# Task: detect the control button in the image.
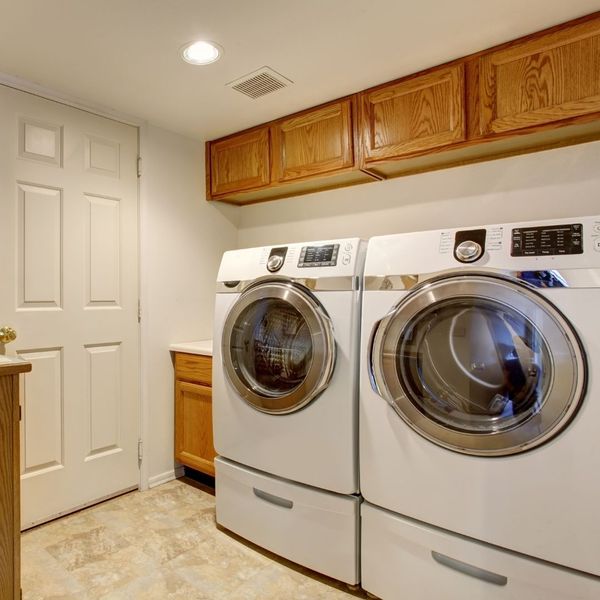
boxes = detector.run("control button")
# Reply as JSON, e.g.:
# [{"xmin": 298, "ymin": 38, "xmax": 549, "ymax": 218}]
[
  {"xmin": 344, "ymin": 242, "xmax": 353, "ymax": 251},
  {"xmin": 455, "ymin": 240, "xmax": 483, "ymax": 263},
  {"xmin": 267, "ymin": 254, "xmax": 284, "ymax": 272},
  {"xmin": 594, "ymin": 238, "xmax": 600, "ymax": 252},
  {"xmin": 342, "ymin": 253, "xmax": 351, "ymax": 265}
]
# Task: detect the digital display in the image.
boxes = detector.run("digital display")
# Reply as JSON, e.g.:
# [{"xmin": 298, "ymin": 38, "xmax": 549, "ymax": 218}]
[
  {"xmin": 511, "ymin": 223, "xmax": 583, "ymax": 257},
  {"xmin": 298, "ymin": 244, "xmax": 339, "ymax": 268}
]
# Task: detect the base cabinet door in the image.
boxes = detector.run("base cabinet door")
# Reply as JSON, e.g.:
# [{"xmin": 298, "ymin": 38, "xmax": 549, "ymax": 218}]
[
  {"xmin": 175, "ymin": 380, "xmax": 216, "ymax": 476},
  {"xmin": 478, "ymin": 18, "xmax": 600, "ymax": 135}
]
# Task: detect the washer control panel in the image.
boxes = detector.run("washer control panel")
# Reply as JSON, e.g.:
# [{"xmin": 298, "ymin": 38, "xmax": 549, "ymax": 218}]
[
  {"xmin": 298, "ymin": 244, "xmax": 340, "ymax": 268},
  {"xmin": 511, "ymin": 223, "xmax": 583, "ymax": 257}
]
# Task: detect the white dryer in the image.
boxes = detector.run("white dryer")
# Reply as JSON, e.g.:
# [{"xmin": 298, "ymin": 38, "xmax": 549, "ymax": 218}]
[
  {"xmin": 360, "ymin": 216, "xmax": 600, "ymax": 599},
  {"xmin": 213, "ymin": 238, "xmax": 364, "ymax": 584}
]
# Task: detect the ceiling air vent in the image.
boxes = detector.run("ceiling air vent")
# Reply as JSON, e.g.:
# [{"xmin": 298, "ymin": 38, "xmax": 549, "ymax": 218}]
[{"xmin": 227, "ymin": 67, "xmax": 293, "ymax": 99}]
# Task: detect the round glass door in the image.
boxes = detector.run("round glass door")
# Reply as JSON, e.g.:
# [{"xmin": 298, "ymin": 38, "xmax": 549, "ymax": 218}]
[
  {"xmin": 370, "ymin": 274, "xmax": 586, "ymax": 456},
  {"xmin": 222, "ymin": 280, "xmax": 336, "ymax": 414}
]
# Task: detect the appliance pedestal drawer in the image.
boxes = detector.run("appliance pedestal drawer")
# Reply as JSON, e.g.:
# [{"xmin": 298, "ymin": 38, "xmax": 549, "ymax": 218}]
[
  {"xmin": 362, "ymin": 502, "xmax": 600, "ymax": 600},
  {"xmin": 215, "ymin": 457, "xmax": 359, "ymax": 584}
]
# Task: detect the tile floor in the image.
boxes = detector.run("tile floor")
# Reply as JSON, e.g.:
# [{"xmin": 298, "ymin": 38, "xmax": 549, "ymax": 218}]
[{"xmin": 21, "ymin": 478, "xmax": 365, "ymax": 599}]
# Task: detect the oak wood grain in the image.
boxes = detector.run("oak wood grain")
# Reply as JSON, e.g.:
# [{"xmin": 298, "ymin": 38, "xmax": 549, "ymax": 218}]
[
  {"xmin": 210, "ymin": 127, "xmax": 270, "ymax": 196},
  {"xmin": 174, "ymin": 353, "xmax": 212, "ymax": 386},
  {"xmin": 272, "ymin": 99, "xmax": 354, "ymax": 182},
  {"xmin": 175, "ymin": 380, "xmax": 216, "ymax": 477},
  {"xmin": 479, "ymin": 17, "xmax": 600, "ymax": 135},
  {"xmin": 0, "ymin": 364, "xmax": 29, "ymax": 599},
  {"xmin": 360, "ymin": 64, "xmax": 466, "ymax": 163},
  {"xmin": 0, "ymin": 376, "xmax": 14, "ymax": 599}
]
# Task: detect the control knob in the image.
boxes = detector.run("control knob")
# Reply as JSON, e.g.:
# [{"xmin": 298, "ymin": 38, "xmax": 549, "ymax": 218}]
[
  {"xmin": 455, "ymin": 240, "xmax": 483, "ymax": 263},
  {"xmin": 267, "ymin": 254, "xmax": 284, "ymax": 272}
]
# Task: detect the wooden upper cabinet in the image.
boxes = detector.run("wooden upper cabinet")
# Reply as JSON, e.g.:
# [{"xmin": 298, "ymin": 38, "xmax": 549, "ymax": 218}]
[
  {"xmin": 478, "ymin": 17, "xmax": 600, "ymax": 136},
  {"xmin": 209, "ymin": 126, "xmax": 270, "ymax": 197},
  {"xmin": 360, "ymin": 64, "xmax": 466, "ymax": 163},
  {"xmin": 272, "ymin": 99, "xmax": 354, "ymax": 182}
]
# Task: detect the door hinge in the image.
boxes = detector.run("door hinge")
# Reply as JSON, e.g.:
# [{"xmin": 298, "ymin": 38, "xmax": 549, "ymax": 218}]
[
  {"xmin": 137, "ymin": 156, "xmax": 142, "ymax": 178},
  {"xmin": 138, "ymin": 439, "xmax": 143, "ymax": 462},
  {"xmin": 137, "ymin": 299, "xmax": 141, "ymax": 323},
  {"xmin": 19, "ymin": 405, "xmax": 22, "ymax": 421}
]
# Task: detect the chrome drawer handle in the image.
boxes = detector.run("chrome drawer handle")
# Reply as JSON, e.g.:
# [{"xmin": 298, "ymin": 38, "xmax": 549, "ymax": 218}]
[
  {"xmin": 253, "ymin": 487, "xmax": 294, "ymax": 509},
  {"xmin": 432, "ymin": 551, "xmax": 508, "ymax": 586}
]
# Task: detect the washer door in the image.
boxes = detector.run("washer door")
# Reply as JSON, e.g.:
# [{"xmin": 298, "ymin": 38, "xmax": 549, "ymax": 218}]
[
  {"xmin": 370, "ymin": 274, "xmax": 586, "ymax": 456},
  {"xmin": 222, "ymin": 280, "xmax": 336, "ymax": 414}
]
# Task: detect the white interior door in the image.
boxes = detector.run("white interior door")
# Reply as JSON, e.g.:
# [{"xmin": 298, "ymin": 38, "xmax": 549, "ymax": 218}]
[{"xmin": 0, "ymin": 84, "xmax": 140, "ymax": 528}]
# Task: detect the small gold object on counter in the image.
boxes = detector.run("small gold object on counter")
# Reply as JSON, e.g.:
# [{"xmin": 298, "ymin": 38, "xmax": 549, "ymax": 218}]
[{"xmin": 0, "ymin": 326, "xmax": 17, "ymax": 344}]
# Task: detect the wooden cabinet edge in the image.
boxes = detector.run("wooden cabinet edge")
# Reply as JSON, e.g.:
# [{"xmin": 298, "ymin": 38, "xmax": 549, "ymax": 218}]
[{"xmin": 0, "ymin": 361, "xmax": 30, "ymax": 600}]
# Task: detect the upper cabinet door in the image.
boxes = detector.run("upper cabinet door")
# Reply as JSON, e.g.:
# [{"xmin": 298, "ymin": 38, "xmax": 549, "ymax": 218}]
[
  {"xmin": 360, "ymin": 64, "xmax": 466, "ymax": 163},
  {"xmin": 478, "ymin": 18, "xmax": 600, "ymax": 135},
  {"xmin": 272, "ymin": 100, "xmax": 354, "ymax": 182},
  {"xmin": 209, "ymin": 127, "xmax": 270, "ymax": 197}
]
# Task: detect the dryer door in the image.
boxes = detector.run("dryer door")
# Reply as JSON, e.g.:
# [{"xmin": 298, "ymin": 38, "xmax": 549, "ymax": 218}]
[
  {"xmin": 370, "ymin": 274, "xmax": 586, "ymax": 456},
  {"xmin": 222, "ymin": 280, "xmax": 336, "ymax": 414}
]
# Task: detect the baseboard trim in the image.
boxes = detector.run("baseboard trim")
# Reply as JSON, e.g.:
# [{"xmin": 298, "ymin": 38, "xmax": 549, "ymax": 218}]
[{"xmin": 148, "ymin": 466, "xmax": 185, "ymax": 489}]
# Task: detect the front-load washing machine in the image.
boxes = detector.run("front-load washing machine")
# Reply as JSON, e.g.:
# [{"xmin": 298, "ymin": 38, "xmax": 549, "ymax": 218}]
[
  {"xmin": 360, "ymin": 216, "xmax": 600, "ymax": 599},
  {"xmin": 213, "ymin": 238, "xmax": 365, "ymax": 584}
]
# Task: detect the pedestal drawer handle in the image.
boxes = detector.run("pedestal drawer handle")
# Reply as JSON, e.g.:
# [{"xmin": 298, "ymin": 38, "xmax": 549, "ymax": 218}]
[
  {"xmin": 431, "ymin": 551, "xmax": 508, "ymax": 586},
  {"xmin": 253, "ymin": 487, "xmax": 294, "ymax": 509}
]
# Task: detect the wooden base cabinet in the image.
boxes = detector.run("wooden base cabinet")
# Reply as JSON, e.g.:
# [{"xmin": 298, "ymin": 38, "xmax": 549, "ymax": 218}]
[
  {"xmin": 0, "ymin": 358, "xmax": 31, "ymax": 600},
  {"xmin": 174, "ymin": 353, "xmax": 216, "ymax": 477}
]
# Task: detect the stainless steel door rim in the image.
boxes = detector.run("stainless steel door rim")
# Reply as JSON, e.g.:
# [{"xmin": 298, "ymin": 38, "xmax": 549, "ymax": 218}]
[
  {"xmin": 223, "ymin": 280, "xmax": 336, "ymax": 414},
  {"xmin": 370, "ymin": 273, "xmax": 587, "ymax": 456}
]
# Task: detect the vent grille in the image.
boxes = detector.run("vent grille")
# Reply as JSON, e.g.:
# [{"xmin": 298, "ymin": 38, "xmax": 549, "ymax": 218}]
[{"xmin": 227, "ymin": 67, "xmax": 292, "ymax": 99}]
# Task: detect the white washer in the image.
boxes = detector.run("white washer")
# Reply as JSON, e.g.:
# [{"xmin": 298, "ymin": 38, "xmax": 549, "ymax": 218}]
[
  {"xmin": 360, "ymin": 216, "xmax": 600, "ymax": 599},
  {"xmin": 213, "ymin": 238, "xmax": 364, "ymax": 584}
]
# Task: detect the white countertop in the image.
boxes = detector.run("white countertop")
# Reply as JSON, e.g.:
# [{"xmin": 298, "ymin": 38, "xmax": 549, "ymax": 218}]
[{"xmin": 169, "ymin": 340, "xmax": 213, "ymax": 356}]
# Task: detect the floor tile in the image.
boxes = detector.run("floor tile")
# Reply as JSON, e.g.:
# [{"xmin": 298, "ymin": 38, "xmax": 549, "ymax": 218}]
[{"xmin": 22, "ymin": 478, "xmax": 363, "ymax": 599}]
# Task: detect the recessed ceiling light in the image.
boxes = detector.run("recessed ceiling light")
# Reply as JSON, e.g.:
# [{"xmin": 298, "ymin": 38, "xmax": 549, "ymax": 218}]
[{"xmin": 180, "ymin": 40, "xmax": 222, "ymax": 65}]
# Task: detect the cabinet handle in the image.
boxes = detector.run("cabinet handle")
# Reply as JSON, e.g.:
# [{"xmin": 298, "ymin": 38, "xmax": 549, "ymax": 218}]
[
  {"xmin": 431, "ymin": 551, "xmax": 508, "ymax": 586},
  {"xmin": 253, "ymin": 487, "xmax": 294, "ymax": 509}
]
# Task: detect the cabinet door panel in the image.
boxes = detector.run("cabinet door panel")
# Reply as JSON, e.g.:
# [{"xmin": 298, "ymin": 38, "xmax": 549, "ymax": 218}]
[
  {"xmin": 175, "ymin": 381, "xmax": 216, "ymax": 476},
  {"xmin": 361, "ymin": 64, "xmax": 465, "ymax": 162},
  {"xmin": 479, "ymin": 18, "xmax": 600, "ymax": 134},
  {"xmin": 273, "ymin": 100, "xmax": 354, "ymax": 181},
  {"xmin": 210, "ymin": 127, "xmax": 270, "ymax": 196}
]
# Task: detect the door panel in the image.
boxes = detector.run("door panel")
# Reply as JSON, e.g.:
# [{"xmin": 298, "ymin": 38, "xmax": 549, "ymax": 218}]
[
  {"xmin": 478, "ymin": 18, "xmax": 600, "ymax": 134},
  {"xmin": 360, "ymin": 64, "xmax": 465, "ymax": 162},
  {"xmin": 209, "ymin": 127, "xmax": 270, "ymax": 196},
  {"xmin": 175, "ymin": 380, "xmax": 216, "ymax": 476},
  {"xmin": 272, "ymin": 99, "xmax": 354, "ymax": 182},
  {"xmin": 0, "ymin": 84, "xmax": 139, "ymax": 528}
]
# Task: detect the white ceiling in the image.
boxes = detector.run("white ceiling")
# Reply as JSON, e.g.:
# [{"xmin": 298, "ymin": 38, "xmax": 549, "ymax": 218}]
[{"xmin": 1, "ymin": 1, "xmax": 600, "ymax": 141}]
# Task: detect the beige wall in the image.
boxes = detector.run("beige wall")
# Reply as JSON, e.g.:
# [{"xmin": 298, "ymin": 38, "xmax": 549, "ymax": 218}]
[
  {"xmin": 141, "ymin": 135, "xmax": 600, "ymax": 486},
  {"xmin": 141, "ymin": 124, "xmax": 238, "ymax": 486},
  {"xmin": 237, "ymin": 141, "xmax": 600, "ymax": 247}
]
